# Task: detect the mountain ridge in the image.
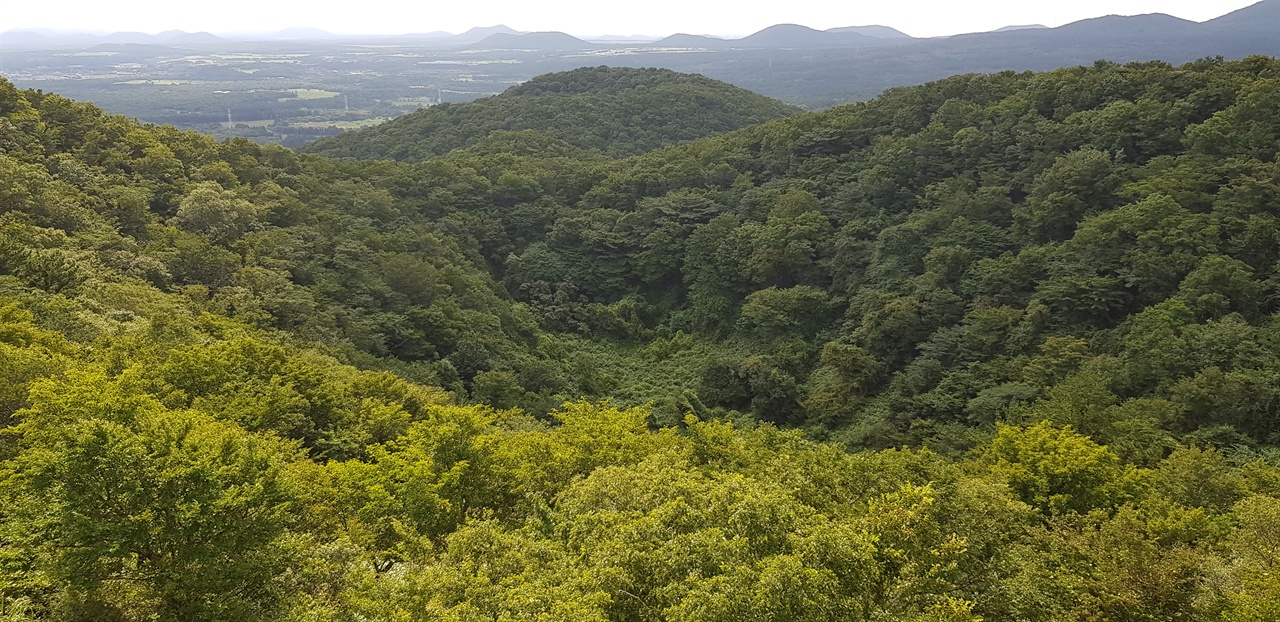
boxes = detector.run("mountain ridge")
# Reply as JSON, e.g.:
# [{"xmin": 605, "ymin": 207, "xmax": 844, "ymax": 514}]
[
  {"xmin": 448, "ymin": 24, "xmax": 522, "ymax": 43},
  {"xmin": 827, "ymin": 25, "xmax": 913, "ymax": 39},
  {"xmin": 1, "ymin": 3, "xmax": 1270, "ymax": 48},
  {"xmin": 468, "ymin": 31, "xmax": 595, "ymax": 51},
  {"xmin": 738, "ymin": 24, "xmax": 887, "ymax": 48}
]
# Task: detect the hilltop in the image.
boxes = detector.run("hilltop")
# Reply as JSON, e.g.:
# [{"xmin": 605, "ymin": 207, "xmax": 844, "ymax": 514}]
[
  {"xmin": 468, "ymin": 31, "xmax": 595, "ymax": 51},
  {"xmin": 736, "ymin": 24, "xmax": 886, "ymax": 48},
  {"xmin": 650, "ymin": 24, "xmax": 898, "ymax": 49},
  {"xmin": 303, "ymin": 66, "xmax": 802, "ymax": 160},
  {"xmin": 827, "ymin": 25, "xmax": 913, "ymax": 39}
]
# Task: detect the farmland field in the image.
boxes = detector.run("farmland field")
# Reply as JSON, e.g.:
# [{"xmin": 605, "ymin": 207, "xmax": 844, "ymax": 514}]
[{"xmin": 283, "ymin": 88, "xmax": 341, "ymax": 100}]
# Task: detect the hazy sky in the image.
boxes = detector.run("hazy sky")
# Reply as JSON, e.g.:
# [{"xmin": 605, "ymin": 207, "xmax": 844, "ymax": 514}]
[{"xmin": 0, "ymin": 0, "xmax": 1263, "ymax": 38}]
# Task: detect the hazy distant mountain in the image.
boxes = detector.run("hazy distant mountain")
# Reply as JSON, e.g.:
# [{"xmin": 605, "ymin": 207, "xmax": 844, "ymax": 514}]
[
  {"xmin": 469, "ymin": 31, "xmax": 596, "ymax": 51},
  {"xmin": 1042, "ymin": 13, "xmax": 1200, "ymax": 40},
  {"xmin": 1, "ymin": 30, "xmax": 123, "ymax": 47},
  {"xmin": 827, "ymin": 25, "xmax": 913, "ymax": 39},
  {"xmin": 948, "ymin": 7, "xmax": 1277, "ymax": 58},
  {"xmin": 589, "ymin": 35, "xmax": 663, "ymax": 43},
  {"xmin": 651, "ymin": 25, "xmax": 893, "ymax": 49},
  {"xmin": 267, "ymin": 27, "xmax": 339, "ymax": 40},
  {"xmin": 85, "ymin": 43, "xmax": 179, "ymax": 55},
  {"xmin": 994, "ymin": 24, "xmax": 1048, "ymax": 32},
  {"xmin": 651, "ymin": 33, "xmax": 728, "ymax": 48},
  {"xmin": 155, "ymin": 30, "xmax": 225, "ymax": 44},
  {"xmin": 0, "ymin": 31, "xmax": 55, "ymax": 46},
  {"xmin": 1, "ymin": 29, "xmax": 222, "ymax": 47},
  {"xmin": 403, "ymin": 31, "xmax": 453, "ymax": 39},
  {"xmin": 671, "ymin": 0, "xmax": 1280, "ymax": 107},
  {"xmin": 448, "ymin": 25, "xmax": 522, "ymax": 44},
  {"xmin": 99, "ymin": 32, "xmax": 158, "ymax": 45},
  {"xmin": 1202, "ymin": 0, "xmax": 1280, "ymax": 39},
  {"xmin": 739, "ymin": 24, "xmax": 887, "ymax": 48}
]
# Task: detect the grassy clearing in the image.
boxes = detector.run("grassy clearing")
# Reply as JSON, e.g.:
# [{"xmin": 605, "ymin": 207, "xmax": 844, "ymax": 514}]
[
  {"xmin": 220, "ymin": 119, "xmax": 274, "ymax": 128},
  {"xmin": 390, "ymin": 97, "xmax": 438, "ymax": 108},
  {"xmin": 553, "ymin": 333, "xmax": 749, "ymax": 426},
  {"xmin": 281, "ymin": 88, "xmax": 341, "ymax": 101},
  {"xmin": 334, "ymin": 118, "xmax": 389, "ymax": 129}
]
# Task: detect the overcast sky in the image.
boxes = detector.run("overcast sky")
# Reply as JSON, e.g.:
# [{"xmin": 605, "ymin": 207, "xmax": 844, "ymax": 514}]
[{"xmin": 0, "ymin": 0, "xmax": 1262, "ymax": 38}]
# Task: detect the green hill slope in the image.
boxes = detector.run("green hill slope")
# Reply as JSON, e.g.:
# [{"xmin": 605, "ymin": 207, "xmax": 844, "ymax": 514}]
[
  {"xmin": 465, "ymin": 56, "xmax": 1280, "ymax": 446},
  {"xmin": 2, "ymin": 57, "xmax": 1280, "ymax": 621},
  {"xmin": 303, "ymin": 66, "xmax": 802, "ymax": 160}
]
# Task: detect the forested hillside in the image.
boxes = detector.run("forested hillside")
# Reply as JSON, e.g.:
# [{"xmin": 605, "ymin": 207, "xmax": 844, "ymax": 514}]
[
  {"xmin": 303, "ymin": 67, "xmax": 803, "ymax": 160},
  {"xmin": 2, "ymin": 57, "xmax": 1280, "ymax": 620}
]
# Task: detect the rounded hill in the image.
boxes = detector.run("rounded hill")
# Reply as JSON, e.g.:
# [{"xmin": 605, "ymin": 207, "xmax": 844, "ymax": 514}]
[{"xmin": 303, "ymin": 66, "xmax": 803, "ymax": 160}]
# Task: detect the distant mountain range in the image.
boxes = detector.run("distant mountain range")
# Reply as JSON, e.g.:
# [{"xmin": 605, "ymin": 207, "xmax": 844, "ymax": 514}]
[
  {"xmin": 0, "ymin": 25, "xmax": 534, "ymax": 47},
  {"xmin": 469, "ymin": 23, "xmax": 913, "ymax": 51},
  {"xmin": 715, "ymin": 24, "xmax": 887, "ymax": 49},
  {"xmin": 0, "ymin": 29, "xmax": 226, "ymax": 46},
  {"xmin": 993, "ymin": 25, "xmax": 1049, "ymax": 33},
  {"xmin": 1, "ymin": 0, "xmax": 1275, "ymax": 104},
  {"xmin": 935, "ymin": 3, "xmax": 1278, "ymax": 56},
  {"xmin": 5, "ymin": 3, "xmax": 1257, "ymax": 50},
  {"xmin": 676, "ymin": 0, "xmax": 1280, "ymax": 105},
  {"xmin": 828, "ymin": 25, "xmax": 913, "ymax": 39},
  {"xmin": 437, "ymin": 2, "xmax": 1280, "ymax": 54},
  {"xmin": 469, "ymin": 23, "xmax": 914, "ymax": 51},
  {"xmin": 446, "ymin": 25, "xmax": 523, "ymax": 44},
  {"xmin": 444, "ymin": 0, "xmax": 1278, "ymax": 105}
]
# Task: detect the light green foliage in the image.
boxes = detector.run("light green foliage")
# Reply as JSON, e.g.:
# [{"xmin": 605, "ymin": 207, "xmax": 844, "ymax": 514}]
[
  {"xmin": 347, "ymin": 520, "xmax": 612, "ymax": 622},
  {"xmin": 1220, "ymin": 495, "xmax": 1280, "ymax": 621},
  {"xmin": 1153, "ymin": 447, "xmax": 1249, "ymax": 511},
  {"xmin": 984, "ymin": 421, "xmax": 1136, "ymax": 515},
  {"xmin": 172, "ymin": 182, "xmax": 261, "ymax": 244},
  {"xmin": 7, "ymin": 372, "xmax": 297, "ymax": 620}
]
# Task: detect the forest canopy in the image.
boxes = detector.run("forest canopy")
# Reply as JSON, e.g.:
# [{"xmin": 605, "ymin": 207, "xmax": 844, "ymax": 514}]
[
  {"xmin": 1, "ymin": 57, "xmax": 1280, "ymax": 620},
  {"xmin": 303, "ymin": 66, "xmax": 803, "ymax": 160}
]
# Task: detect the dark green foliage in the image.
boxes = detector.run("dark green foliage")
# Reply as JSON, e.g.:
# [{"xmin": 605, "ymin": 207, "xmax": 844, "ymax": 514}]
[
  {"xmin": 405, "ymin": 57, "xmax": 1280, "ymax": 453},
  {"xmin": 304, "ymin": 66, "xmax": 802, "ymax": 160}
]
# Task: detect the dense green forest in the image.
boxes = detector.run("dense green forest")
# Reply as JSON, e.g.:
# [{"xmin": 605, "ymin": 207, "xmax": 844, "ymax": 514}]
[
  {"xmin": 303, "ymin": 67, "xmax": 803, "ymax": 160},
  {"xmin": 2, "ymin": 57, "xmax": 1280, "ymax": 620}
]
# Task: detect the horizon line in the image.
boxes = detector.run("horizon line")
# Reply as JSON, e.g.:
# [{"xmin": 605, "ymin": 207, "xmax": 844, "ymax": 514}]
[{"xmin": 0, "ymin": 5, "xmax": 1254, "ymax": 43}]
